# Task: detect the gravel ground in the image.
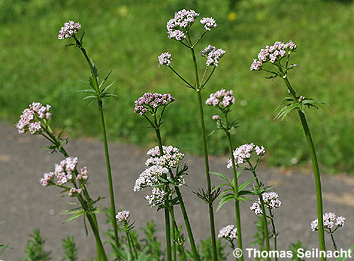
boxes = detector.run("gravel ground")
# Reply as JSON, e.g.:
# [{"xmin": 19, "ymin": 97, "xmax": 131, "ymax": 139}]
[{"xmin": 0, "ymin": 121, "xmax": 353, "ymax": 260}]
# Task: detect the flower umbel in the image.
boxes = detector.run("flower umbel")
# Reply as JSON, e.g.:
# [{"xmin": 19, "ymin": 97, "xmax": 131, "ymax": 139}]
[
  {"xmin": 206, "ymin": 89, "xmax": 235, "ymax": 109},
  {"xmin": 58, "ymin": 20, "xmax": 82, "ymax": 40},
  {"xmin": 158, "ymin": 52, "xmax": 172, "ymax": 67},
  {"xmin": 134, "ymin": 92, "xmax": 175, "ymax": 116},
  {"xmin": 311, "ymin": 212, "xmax": 346, "ymax": 232},
  {"xmin": 200, "ymin": 17, "xmax": 217, "ymax": 31},
  {"xmin": 227, "ymin": 143, "xmax": 265, "ymax": 168},
  {"xmin": 166, "ymin": 9, "xmax": 200, "ymax": 41},
  {"xmin": 250, "ymin": 41, "xmax": 297, "ymax": 71},
  {"xmin": 16, "ymin": 102, "xmax": 51, "ymax": 134},
  {"xmin": 250, "ymin": 192, "xmax": 281, "ymax": 215},
  {"xmin": 116, "ymin": 210, "xmax": 130, "ymax": 222},
  {"xmin": 201, "ymin": 45, "xmax": 226, "ymax": 67}
]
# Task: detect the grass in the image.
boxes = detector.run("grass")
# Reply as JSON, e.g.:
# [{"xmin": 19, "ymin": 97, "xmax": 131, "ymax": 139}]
[{"xmin": 0, "ymin": 0, "xmax": 353, "ymax": 173}]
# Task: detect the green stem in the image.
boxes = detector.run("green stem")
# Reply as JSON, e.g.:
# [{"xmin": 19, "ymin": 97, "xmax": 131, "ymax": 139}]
[
  {"xmin": 73, "ymin": 35, "xmax": 119, "ymax": 247},
  {"xmin": 154, "ymin": 127, "xmax": 172, "ymax": 261},
  {"xmin": 250, "ymin": 168, "xmax": 271, "ymax": 261},
  {"xmin": 279, "ymin": 71, "xmax": 326, "ymax": 260},
  {"xmin": 175, "ymin": 187, "xmax": 200, "ymax": 260},
  {"xmin": 329, "ymin": 232, "xmax": 337, "ymax": 251},
  {"xmin": 169, "ymin": 208, "xmax": 187, "ymax": 261},
  {"xmin": 171, "ymin": 205, "xmax": 177, "ymax": 261},
  {"xmin": 269, "ymin": 210, "xmax": 278, "ymax": 261},
  {"xmin": 224, "ymin": 120, "xmax": 244, "ymax": 261}
]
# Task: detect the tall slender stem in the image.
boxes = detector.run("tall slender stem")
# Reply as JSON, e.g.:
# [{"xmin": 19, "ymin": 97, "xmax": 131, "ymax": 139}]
[
  {"xmin": 196, "ymin": 89, "xmax": 218, "ymax": 261},
  {"xmin": 73, "ymin": 35, "xmax": 119, "ymax": 247},
  {"xmin": 279, "ymin": 71, "xmax": 326, "ymax": 259},
  {"xmin": 224, "ymin": 119, "xmax": 244, "ymax": 260},
  {"xmin": 174, "ymin": 187, "xmax": 200, "ymax": 260},
  {"xmin": 155, "ymin": 127, "xmax": 172, "ymax": 261},
  {"xmin": 190, "ymin": 41, "xmax": 217, "ymax": 259},
  {"xmin": 250, "ymin": 168, "xmax": 271, "ymax": 261},
  {"xmin": 269, "ymin": 210, "xmax": 278, "ymax": 261}
]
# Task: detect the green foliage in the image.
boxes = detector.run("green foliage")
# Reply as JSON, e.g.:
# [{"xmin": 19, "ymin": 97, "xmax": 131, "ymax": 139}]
[
  {"xmin": 186, "ymin": 236, "xmax": 228, "ymax": 260},
  {"xmin": 0, "ymin": 221, "xmax": 10, "ymax": 256},
  {"xmin": 61, "ymin": 236, "xmax": 79, "ymax": 261},
  {"xmin": 288, "ymin": 240, "xmax": 307, "ymax": 261},
  {"xmin": 0, "ymin": 0, "xmax": 353, "ymax": 173},
  {"xmin": 23, "ymin": 229, "xmax": 52, "ymax": 261},
  {"xmin": 251, "ymin": 216, "xmax": 267, "ymax": 254}
]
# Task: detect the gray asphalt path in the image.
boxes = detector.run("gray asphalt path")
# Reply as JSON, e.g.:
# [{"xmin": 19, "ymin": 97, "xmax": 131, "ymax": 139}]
[{"xmin": 1, "ymin": 121, "xmax": 353, "ymax": 260}]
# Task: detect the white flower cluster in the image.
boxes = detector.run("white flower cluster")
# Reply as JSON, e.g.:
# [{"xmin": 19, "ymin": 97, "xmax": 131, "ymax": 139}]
[
  {"xmin": 200, "ymin": 45, "xmax": 226, "ymax": 67},
  {"xmin": 16, "ymin": 102, "xmax": 51, "ymax": 134},
  {"xmin": 218, "ymin": 225, "xmax": 238, "ymax": 240},
  {"xmin": 166, "ymin": 9, "xmax": 200, "ymax": 41},
  {"xmin": 145, "ymin": 188, "xmax": 167, "ymax": 207},
  {"xmin": 116, "ymin": 210, "xmax": 130, "ymax": 222},
  {"xmin": 58, "ymin": 20, "xmax": 81, "ymax": 40},
  {"xmin": 227, "ymin": 143, "xmax": 265, "ymax": 168},
  {"xmin": 146, "ymin": 146, "xmax": 184, "ymax": 169},
  {"xmin": 250, "ymin": 41, "xmax": 297, "ymax": 71},
  {"xmin": 311, "ymin": 212, "xmax": 346, "ymax": 231},
  {"xmin": 206, "ymin": 89, "xmax": 235, "ymax": 109},
  {"xmin": 200, "ymin": 17, "xmax": 217, "ymax": 31},
  {"xmin": 250, "ymin": 192, "xmax": 281, "ymax": 215},
  {"xmin": 134, "ymin": 146, "xmax": 186, "ymax": 207},
  {"xmin": 158, "ymin": 52, "xmax": 172, "ymax": 67}
]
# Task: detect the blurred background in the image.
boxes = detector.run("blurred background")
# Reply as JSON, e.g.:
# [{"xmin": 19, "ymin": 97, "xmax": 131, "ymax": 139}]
[{"xmin": 0, "ymin": 0, "xmax": 353, "ymax": 173}]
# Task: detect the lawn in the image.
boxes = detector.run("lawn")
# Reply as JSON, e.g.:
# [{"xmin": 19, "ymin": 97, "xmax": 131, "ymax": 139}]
[{"xmin": 1, "ymin": 0, "xmax": 353, "ymax": 173}]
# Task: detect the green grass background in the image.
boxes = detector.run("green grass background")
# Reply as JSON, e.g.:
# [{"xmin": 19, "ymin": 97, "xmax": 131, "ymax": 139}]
[{"xmin": 1, "ymin": 0, "xmax": 353, "ymax": 173}]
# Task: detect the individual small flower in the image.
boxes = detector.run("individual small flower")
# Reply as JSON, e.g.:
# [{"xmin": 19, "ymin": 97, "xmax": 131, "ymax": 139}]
[
  {"xmin": 206, "ymin": 89, "xmax": 235, "ymax": 109},
  {"xmin": 311, "ymin": 212, "xmax": 346, "ymax": 232},
  {"xmin": 116, "ymin": 210, "xmax": 130, "ymax": 222},
  {"xmin": 200, "ymin": 17, "xmax": 217, "ymax": 31},
  {"xmin": 134, "ymin": 92, "xmax": 175, "ymax": 116},
  {"xmin": 227, "ymin": 143, "xmax": 265, "ymax": 168},
  {"xmin": 166, "ymin": 9, "xmax": 200, "ymax": 41},
  {"xmin": 250, "ymin": 40, "xmax": 297, "ymax": 71},
  {"xmin": 218, "ymin": 225, "xmax": 238, "ymax": 240},
  {"xmin": 201, "ymin": 45, "xmax": 226, "ymax": 67},
  {"xmin": 212, "ymin": 115, "xmax": 221, "ymax": 122},
  {"xmin": 298, "ymin": 96, "xmax": 305, "ymax": 102},
  {"xmin": 67, "ymin": 188, "xmax": 82, "ymax": 197},
  {"xmin": 158, "ymin": 52, "xmax": 172, "ymax": 67},
  {"xmin": 58, "ymin": 20, "xmax": 81, "ymax": 40},
  {"xmin": 16, "ymin": 102, "xmax": 51, "ymax": 134}
]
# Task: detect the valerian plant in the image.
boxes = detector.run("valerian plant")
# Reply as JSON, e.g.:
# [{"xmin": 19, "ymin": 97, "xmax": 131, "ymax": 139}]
[
  {"xmin": 251, "ymin": 40, "xmax": 327, "ymax": 260},
  {"xmin": 158, "ymin": 9, "xmax": 226, "ymax": 261},
  {"xmin": 58, "ymin": 20, "xmax": 119, "ymax": 249}
]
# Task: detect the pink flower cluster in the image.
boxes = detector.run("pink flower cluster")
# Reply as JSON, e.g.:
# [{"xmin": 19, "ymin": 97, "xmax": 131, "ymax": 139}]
[
  {"xmin": 146, "ymin": 145, "xmax": 184, "ymax": 169},
  {"xmin": 58, "ymin": 21, "xmax": 81, "ymax": 40},
  {"xmin": 68, "ymin": 188, "xmax": 82, "ymax": 197},
  {"xmin": 40, "ymin": 157, "xmax": 83, "ymax": 187},
  {"xmin": 227, "ymin": 143, "xmax": 265, "ymax": 168},
  {"xmin": 250, "ymin": 41, "xmax": 297, "ymax": 71},
  {"xmin": 134, "ymin": 92, "xmax": 175, "ymax": 116},
  {"xmin": 206, "ymin": 89, "xmax": 235, "ymax": 109},
  {"xmin": 16, "ymin": 102, "xmax": 51, "ymax": 134},
  {"xmin": 116, "ymin": 210, "xmax": 130, "ymax": 222},
  {"xmin": 200, "ymin": 17, "xmax": 217, "ymax": 31},
  {"xmin": 166, "ymin": 9, "xmax": 200, "ymax": 41},
  {"xmin": 200, "ymin": 45, "xmax": 226, "ymax": 67},
  {"xmin": 158, "ymin": 52, "xmax": 172, "ymax": 67},
  {"xmin": 218, "ymin": 225, "xmax": 238, "ymax": 240},
  {"xmin": 250, "ymin": 192, "xmax": 281, "ymax": 215},
  {"xmin": 311, "ymin": 212, "xmax": 346, "ymax": 231}
]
